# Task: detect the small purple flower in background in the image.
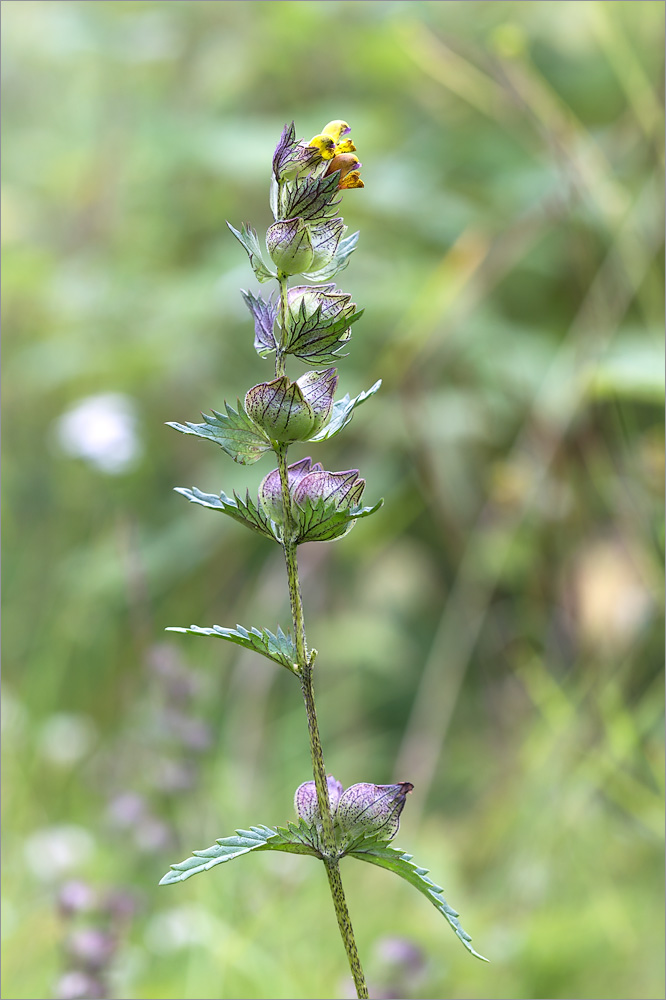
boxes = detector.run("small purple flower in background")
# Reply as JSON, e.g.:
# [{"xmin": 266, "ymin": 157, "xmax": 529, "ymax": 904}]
[
  {"xmin": 55, "ymin": 970, "xmax": 106, "ymax": 1000},
  {"xmin": 57, "ymin": 880, "xmax": 96, "ymax": 918},
  {"xmin": 65, "ymin": 927, "xmax": 116, "ymax": 971},
  {"xmin": 55, "ymin": 877, "xmax": 137, "ymax": 1000}
]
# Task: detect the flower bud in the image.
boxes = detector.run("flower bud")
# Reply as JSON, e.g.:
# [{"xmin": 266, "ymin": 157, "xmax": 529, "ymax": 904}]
[
  {"xmin": 295, "ymin": 775, "xmax": 344, "ymax": 824},
  {"xmin": 245, "ymin": 369, "xmax": 337, "ymax": 444},
  {"xmin": 336, "ymin": 781, "xmax": 414, "ymax": 841},
  {"xmin": 258, "ymin": 457, "xmax": 323, "ymax": 523},
  {"xmin": 325, "ymin": 153, "xmax": 364, "ymax": 189},
  {"xmin": 266, "ymin": 218, "xmax": 314, "ymax": 274}
]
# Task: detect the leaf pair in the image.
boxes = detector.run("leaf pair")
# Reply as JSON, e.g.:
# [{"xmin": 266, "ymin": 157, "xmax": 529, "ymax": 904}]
[
  {"xmin": 168, "ymin": 379, "xmax": 381, "ymax": 466},
  {"xmin": 159, "ymin": 824, "xmax": 487, "ymax": 962},
  {"xmin": 228, "ymin": 219, "xmax": 358, "ymax": 284},
  {"xmin": 174, "ymin": 484, "xmax": 383, "ymax": 545}
]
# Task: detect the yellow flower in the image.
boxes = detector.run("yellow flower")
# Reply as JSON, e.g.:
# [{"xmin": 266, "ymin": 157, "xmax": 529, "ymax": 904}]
[
  {"xmin": 321, "ymin": 120, "xmax": 350, "ymax": 144},
  {"xmin": 307, "ymin": 133, "xmax": 337, "ymax": 160},
  {"xmin": 307, "ymin": 120, "xmax": 358, "ymax": 161},
  {"xmin": 325, "ymin": 152, "xmax": 364, "ymax": 190}
]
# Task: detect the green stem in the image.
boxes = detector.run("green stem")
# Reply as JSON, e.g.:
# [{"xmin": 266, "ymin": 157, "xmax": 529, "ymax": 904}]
[
  {"xmin": 275, "ymin": 446, "xmax": 336, "ymax": 854},
  {"xmin": 325, "ymin": 860, "xmax": 369, "ymax": 1000},
  {"xmin": 273, "ymin": 422, "xmax": 368, "ymax": 995},
  {"xmin": 277, "ymin": 507, "xmax": 368, "ymax": 996},
  {"xmin": 275, "ymin": 271, "xmax": 289, "ymax": 377}
]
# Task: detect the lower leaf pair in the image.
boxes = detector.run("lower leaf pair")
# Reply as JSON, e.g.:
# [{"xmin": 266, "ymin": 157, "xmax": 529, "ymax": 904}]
[{"xmin": 159, "ymin": 776, "xmax": 487, "ymax": 963}]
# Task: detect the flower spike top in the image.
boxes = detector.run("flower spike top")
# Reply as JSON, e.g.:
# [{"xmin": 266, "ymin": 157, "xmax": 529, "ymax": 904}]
[
  {"xmin": 308, "ymin": 120, "xmax": 357, "ymax": 158},
  {"xmin": 309, "ymin": 120, "xmax": 363, "ymax": 188}
]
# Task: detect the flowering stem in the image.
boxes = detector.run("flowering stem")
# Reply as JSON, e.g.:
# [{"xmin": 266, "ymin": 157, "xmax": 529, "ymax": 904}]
[
  {"xmin": 275, "ymin": 445, "xmax": 334, "ymax": 852},
  {"xmin": 275, "ymin": 439, "xmax": 368, "ymax": 998}
]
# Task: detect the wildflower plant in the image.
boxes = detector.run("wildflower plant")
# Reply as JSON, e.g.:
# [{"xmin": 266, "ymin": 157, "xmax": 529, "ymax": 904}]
[{"xmin": 161, "ymin": 120, "xmax": 486, "ymax": 997}]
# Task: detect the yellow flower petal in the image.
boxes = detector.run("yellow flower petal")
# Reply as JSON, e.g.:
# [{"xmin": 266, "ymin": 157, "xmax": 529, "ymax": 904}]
[
  {"xmin": 334, "ymin": 138, "xmax": 356, "ymax": 154},
  {"xmin": 338, "ymin": 171, "xmax": 364, "ymax": 190},
  {"xmin": 307, "ymin": 134, "xmax": 337, "ymax": 160},
  {"xmin": 321, "ymin": 120, "xmax": 351, "ymax": 144}
]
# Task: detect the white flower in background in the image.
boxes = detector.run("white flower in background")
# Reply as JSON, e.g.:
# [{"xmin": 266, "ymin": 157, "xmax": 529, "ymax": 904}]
[
  {"xmin": 38, "ymin": 713, "xmax": 96, "ymax": 768},
  {"xmin": 24, "ymin": 825, "xmax": 95, "ymax": 881},
  {"xmin": 144, "ymin": 905, "xmax": 224, "ymax": 954},
  {"xmin": 54, "ymin": 393, "xmax": 141, "ymax": 474}
]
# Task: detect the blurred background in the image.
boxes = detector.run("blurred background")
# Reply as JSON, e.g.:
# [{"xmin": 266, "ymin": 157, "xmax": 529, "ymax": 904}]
[{"xmin": 2, "ymin": 2, "xmax": 664, "ymax": 998}]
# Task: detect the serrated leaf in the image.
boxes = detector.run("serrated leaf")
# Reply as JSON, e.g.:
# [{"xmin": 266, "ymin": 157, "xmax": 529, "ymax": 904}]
[
  {"xmin": 296, "ymin": 495, "xmax": 384, "ymax": 543},
  {"xmin": 166, "ymin": 623, "xmax": 298, "ymax": 673},
  {"xmin": 302, "ymin": 230, "xmax": 359, "ymax": 282},
  {"xmin": 282, "ymin": 171, "xmax": 341, "ymax": 222},
  {"xmin": 175, "ymin": 486, "xmax": 279, "ymax": 541},
  {"xmin": 309, "ymin": 380, "xmax": 382, "ymax": 441},
  {"xmin": 167, "ymin": 400, "xmax": 272, "ymax": 465},
  {"xmin": 227, "ymin": 221, "xmax": 276, "ymax": 282},
  {"xmin": 160, "ymin": 821, "xmax": 321, "ymax": 886},
  {"xmin": 347, "ymin": 840, "xmax": 488, "ymax": 962}
]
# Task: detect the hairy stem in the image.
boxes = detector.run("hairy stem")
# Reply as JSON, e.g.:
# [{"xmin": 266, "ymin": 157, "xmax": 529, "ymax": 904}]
[
  {"xmin": 274, "ymin": 432, "xmax": 368, "ymax": 996},
  {"xmin": 325, "ymin": 860, "xmax": 369, "ymax": 1000},
  {"xmin": 275, "ymin": 446, "xmax": 335, "ymax": 852},
  {"xmin": 275, "ymin": 271, "xmax": 289, "ymax": 377}
]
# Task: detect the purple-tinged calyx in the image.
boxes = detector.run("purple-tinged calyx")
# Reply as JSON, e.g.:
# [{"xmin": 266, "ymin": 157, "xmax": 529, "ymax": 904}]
[
  {"xmin": 287, "ymin": 283, "xmax": 355, "ymax": 325},
  {"xmin": 292, "ymin": 468, "xmax": 365, "ymax": 512},
  {"xmin": 266, "ymin": 217, "xmax": 315, "ymax": 275},
  {"xmin": 294, "ymin": 775, "xmax": 344, "ymax": 825},
  {"xmin": 336, "ymin": 782, "xmax": 414, "ymax": 840},
  {"xmin": 245, "ymin": 369, "xmax": 337, "ymax": 444},
  {"xmin": 266, "ymin": 216, "xmax": 344, "ymax": 276},
  {"xmin": 273, "ymin": 121, "xmax": 323, "ymax": 182},
  {"xmin": 294, "ymin": 776, "xmax": 413, "ymax": 842},
  {"xmin": 258, "ymin": 457, "xmax": 323, "ymax": 523}
]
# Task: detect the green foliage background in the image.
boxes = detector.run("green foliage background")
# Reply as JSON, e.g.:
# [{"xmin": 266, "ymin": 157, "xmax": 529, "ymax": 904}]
[{"xmin": 2, "ymin": 2, "xmax": 664, "ymax": 998}]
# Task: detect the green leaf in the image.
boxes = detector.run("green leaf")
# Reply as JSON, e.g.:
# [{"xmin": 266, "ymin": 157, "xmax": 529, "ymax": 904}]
[
  {"xmin": 347, "ymin": 839, "xmax": 488, "ymax": 962},
  {"xmin": 175, "ymin": 487, "xmax": 279, "ymax": 541},
  {"xmin": 309, "ymin": 380, "xmax": 382, "ymax": 441},
  {"xmin": 302, "ymin": 230, "xmax": 359, "ymax": 282},
  {"xmin": 160, "ymin": 821, "xmax": 321, "ymax": 886},
  {"xmin": 167, "ymin": 400, "xmax": 272, "ymax": 465},
  {"xmin": 296, "ymin": 495, "xmax": 384, "ymax": 543},
  {"xmin": 227, "ymin": 221, "xmax": 276, "ymax": 282},
  {"xmin": 166, "ymin": 623, "xmax": 298, "ymax": 673}
]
